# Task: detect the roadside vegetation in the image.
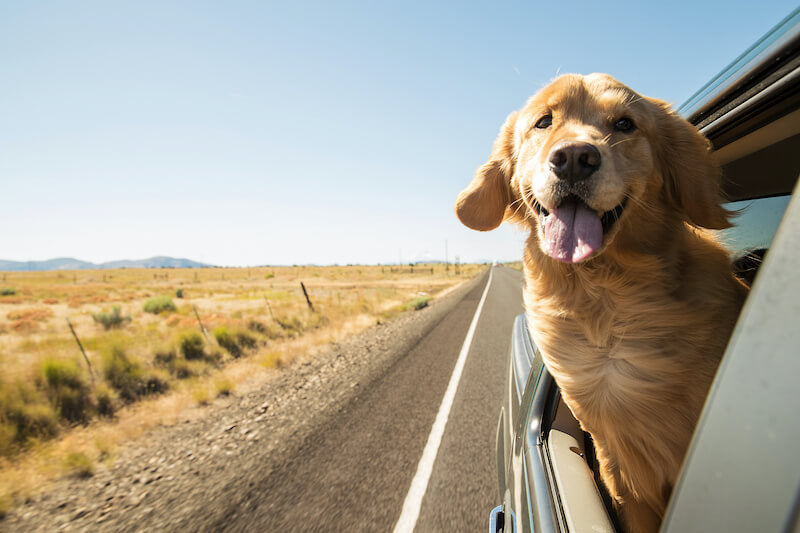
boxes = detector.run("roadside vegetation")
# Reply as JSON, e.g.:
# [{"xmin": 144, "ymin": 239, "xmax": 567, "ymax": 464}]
[
  {"xmin": 142, "ymin": 295, "xmax": 176, "ymax": 314},
  {"xmin": 504, "ymin": 261, "xmax": 524, "ymax": 272},
  {"xmin": 91, "ymin": 306, "xmax": 130, "ymax": 330},
  {"xmin": 0, "ymin": 263, "xmax": 481, "ymax": 509}
]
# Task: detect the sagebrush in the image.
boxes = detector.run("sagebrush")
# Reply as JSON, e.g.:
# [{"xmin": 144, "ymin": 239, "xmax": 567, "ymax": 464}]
[
  {"xmin": 143, "ymin": 296, "xmax": 176, "ymax": 314},
  {"xmin": 92, "ymin": 306, "xmax": 130, "ymax": 330}
]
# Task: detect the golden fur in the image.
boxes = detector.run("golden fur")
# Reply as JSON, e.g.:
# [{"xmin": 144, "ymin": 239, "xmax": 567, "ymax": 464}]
[{"xmin": 456, "ymin": 74, "xmax": 748, "ymax": 532}]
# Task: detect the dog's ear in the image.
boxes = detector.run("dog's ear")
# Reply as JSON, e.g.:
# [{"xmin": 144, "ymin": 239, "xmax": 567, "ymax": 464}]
[
  {"xmin": 455, "ymin": 111, "xmax": 518, "ymax": 231},
  {"xmin": 650, "ymin": 98, "xmax": 733, "ymax": 230}
]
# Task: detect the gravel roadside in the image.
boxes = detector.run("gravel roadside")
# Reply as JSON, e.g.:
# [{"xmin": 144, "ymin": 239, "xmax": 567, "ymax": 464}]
[{"xmin": 3, "ymin": 272, "xmax": 485, "ymax": 532}]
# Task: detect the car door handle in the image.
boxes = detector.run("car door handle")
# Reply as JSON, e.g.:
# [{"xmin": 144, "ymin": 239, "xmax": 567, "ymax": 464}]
[{"xmin": 489, "ymin": 505, "xmax": 515, "ymax": 533}]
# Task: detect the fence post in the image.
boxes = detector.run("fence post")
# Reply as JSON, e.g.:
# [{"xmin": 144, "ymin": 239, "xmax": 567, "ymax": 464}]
[
  {"xmin": 66, "ymin": 318, "xmax": 95, "ymax": 386},
  {"xmin": 300, "ymin": 282, "xmax": 315, "ymax": 312},
  {"xmin": 192, "ymin": 304, "xmax": 209, "ymax": 341},
  {"xmin": 264, "ymin": 296, "xmax": 276, "ymax": 321}
]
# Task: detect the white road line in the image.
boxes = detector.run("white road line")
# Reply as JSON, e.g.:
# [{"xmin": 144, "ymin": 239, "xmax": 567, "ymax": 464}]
[{"xmin": 393, "ymin": 268, "xmax": 494, "ymax": 533}]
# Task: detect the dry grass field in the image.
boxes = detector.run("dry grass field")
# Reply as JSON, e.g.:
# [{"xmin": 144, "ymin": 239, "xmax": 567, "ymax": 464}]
[{"xmin": 0, "ymin": 263, "xmax": 482, "ymax": 512}]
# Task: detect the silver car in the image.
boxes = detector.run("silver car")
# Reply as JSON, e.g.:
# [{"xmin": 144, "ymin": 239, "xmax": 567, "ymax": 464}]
[{"xmin": 492, "ymin": 7, "xmax": 800, "ymax": 533}]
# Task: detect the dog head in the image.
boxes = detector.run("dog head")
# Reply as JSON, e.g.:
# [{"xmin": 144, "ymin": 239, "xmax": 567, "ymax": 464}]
[{"xmin": 455, "ymin": 73, "xmax": 731, "ymax": 263}]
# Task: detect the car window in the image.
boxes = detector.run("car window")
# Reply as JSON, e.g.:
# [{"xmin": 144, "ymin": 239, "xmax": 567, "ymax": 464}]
[{"xmin": 717, "ymin": 194, "xmax": 792, "ymax": 253}]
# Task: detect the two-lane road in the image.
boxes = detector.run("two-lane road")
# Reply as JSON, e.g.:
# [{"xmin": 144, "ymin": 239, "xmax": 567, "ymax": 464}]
[{"xmin": 220, "ymin": 265, "xmax": 524, "ymax": 531}]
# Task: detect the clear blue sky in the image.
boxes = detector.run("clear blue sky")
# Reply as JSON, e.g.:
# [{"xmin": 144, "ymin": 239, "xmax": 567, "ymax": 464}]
[{"xmin": 1, "ymin": 1, "xmax": 796, "ymax": 266}]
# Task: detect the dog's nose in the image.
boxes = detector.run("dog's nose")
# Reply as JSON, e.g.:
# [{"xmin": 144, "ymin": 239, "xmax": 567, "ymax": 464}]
[{"xmin": 548, "ymin": 142, "xmax": 601, "ymax": 183}]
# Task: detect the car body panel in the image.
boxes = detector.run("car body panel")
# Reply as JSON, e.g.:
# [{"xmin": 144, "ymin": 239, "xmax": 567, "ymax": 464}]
[{"xmin": 498, "ymin": 315, "xmax": 555, "ymax": 533}]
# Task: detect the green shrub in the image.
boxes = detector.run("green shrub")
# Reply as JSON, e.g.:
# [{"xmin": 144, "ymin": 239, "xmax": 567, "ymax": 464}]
[
  {"xmin": 143, "ymin": 372, "xmax": 169, "ymax": 395},
  {"xmin": 192, "ymin": 385, "xmax": 211, "ymax": 405},
  {"xmin": 170, "ymin": 358, "xmax": 195, "ymax": 379},
  {"xmin": 102, "ymin": 346, "xmax": 144, "ymax": 402},
  {"xmin": 175, "ymin": 288, "xmax": 184, "ymax": 298},
  {"xmin": 0, "ymin": 381, "xmax": 59, "ymax": 455},
  {"xmin": 259, "ymin": 351, "xmax": 286, "ymax": 369},
  {"xmin": 154, "ymin": 343, "xmax": 211, "ymax": 378},
  {"xmin": 276, "ymin": 316, "xmax": 303, "ymax": 336},
  {"xmin": 101, "ymin": 346, "xmax": 167, "ymax": 401},
  {"xmin": 214, "ymin": 326, "xmax": 259, "ymax": 358},
  {"xmin": 41, "ymin": 358, "xmax": 93, "ymax": 423},
  {"xmin": 247, "ymin": 319, "xmax": 268, "ymax": 335},
  {"xmin": 215, "ymin": 377, "xmax": 234, "ymax": 397},
  {"xmin": 94, "ymin": 384, "xmax": 116, "ymax": 417},
  {"xmin": 143, "ymin": 296, "xmax": 176, "ymax": 314},
  {"xmin": 235, "ymin": 330, "xmax": 258, "ymax": 350},
  {"xmin": 247, "ymin": 319, "xmax": 281, "ymax": 340},
  {"xmin": 13, "ymin": 403, "xmax": 59, "ymax": 442},
  {"xmin": 92, "ymin": 306, "xmax": 130, "ymax": 330},
  {"xmin": 153, "ymin": 346, "xmax": 177, "ymax": 367},
  {"xmin": 213, "ymin": 326, "xmax": 241, "ymax": 358},
  {"xmin": 178, "ymin": 331, "xmax": 205, "ymax": 360},
  {"xmin": 64, "ymin": 452, "xmax": 94, "ymax": 478},
  {"xmin": 154, "ymin": 345, "xmax": 184, "ymax": 377},
  {"xmin": 407, "ymin": 296, "xmax": 430, "ymax": 311},
  {"xmin": 0, "ymin": 287, "xmax": 15, "ymax": 296}
]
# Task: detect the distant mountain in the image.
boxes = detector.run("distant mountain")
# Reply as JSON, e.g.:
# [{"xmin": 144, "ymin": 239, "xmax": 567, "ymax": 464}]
[
  {"xmin": 99, "ymin": 256, "xmax": 210, "ymax": 269},
  {"xmin": 0, "ymin": 256, "xmax": 212, "ymax": 271},
  {"xmin": 0, "ymin": 257, "xmax": 96, "ymax": 271}
]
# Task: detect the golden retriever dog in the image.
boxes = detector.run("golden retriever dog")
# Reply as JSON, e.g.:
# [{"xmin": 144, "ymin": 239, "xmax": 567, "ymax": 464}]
[{"xmin": 455, "ymin": 74, "xmax": 748, "ymax": 532}]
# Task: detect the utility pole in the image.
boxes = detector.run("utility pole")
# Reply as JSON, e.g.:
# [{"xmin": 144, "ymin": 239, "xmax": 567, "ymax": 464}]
[{"xmin": 445, "ymin": 239, "xmax": 449, "ymax": 272}]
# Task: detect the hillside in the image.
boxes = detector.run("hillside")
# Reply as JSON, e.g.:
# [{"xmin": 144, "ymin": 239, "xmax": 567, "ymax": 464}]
[{"xmin": 0, "ymin": 256, "xmax": 211, "ymax": 271}]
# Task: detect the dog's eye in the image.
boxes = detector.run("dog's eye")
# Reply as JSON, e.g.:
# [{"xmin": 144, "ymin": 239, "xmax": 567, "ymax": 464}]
[
  {"xmin": 534, "ymin": 114, "xmax": 553, "ymax": 129},
  {"xmin": 614, "ymin": 117, "xmax": 635, "ymax": 132}
]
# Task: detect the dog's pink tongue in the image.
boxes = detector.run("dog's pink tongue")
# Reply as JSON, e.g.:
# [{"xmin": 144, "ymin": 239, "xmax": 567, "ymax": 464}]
[{"xmin": 542, "ymin": 199, "xmax": 603, "ymax": 263}]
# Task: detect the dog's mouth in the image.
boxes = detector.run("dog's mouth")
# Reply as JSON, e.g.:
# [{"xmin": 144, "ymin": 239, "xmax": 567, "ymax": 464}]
[{"xmin": 533, "ymin": 194, "xmax": 627, "ymax": 263}]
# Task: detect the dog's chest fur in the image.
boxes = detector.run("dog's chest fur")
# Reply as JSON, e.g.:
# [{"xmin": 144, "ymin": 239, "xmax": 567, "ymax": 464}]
[
  {"xmin": 523, "ymin": 256, "xmax": 731, "ymax": 423},
  {"xmin": 521, "ymin": 246, "xmax": 746, "ymax": 515}
]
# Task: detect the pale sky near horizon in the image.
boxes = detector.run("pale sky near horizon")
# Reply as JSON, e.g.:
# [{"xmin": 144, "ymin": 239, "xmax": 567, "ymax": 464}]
[{"xmin": 1, "ymin": 1, "xmax": 797, "ymax": 267}]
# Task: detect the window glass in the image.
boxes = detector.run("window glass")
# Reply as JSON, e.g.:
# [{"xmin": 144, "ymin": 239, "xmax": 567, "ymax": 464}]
[
  {"xmin": 716, "ymin": 194, "xmax": 791, "ymax": 254},
  {"xmin": 529, "ymin": 352, "xmax": 544, "ymax": 397}
]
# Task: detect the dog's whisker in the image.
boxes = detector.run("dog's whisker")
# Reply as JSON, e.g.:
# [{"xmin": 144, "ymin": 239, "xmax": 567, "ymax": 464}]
[
  {"xmin": 610, "ymin": 137, "xmax": 635, "ymax": 149},
  {"xmin": 504, "ymin": 193, "xmax": 532, "ymax": 222},
  {"xmin": 625, "ymin": 95, "xmax": 644, "ymax": 105},
  {"xmin": 621, "ymin": 191, "xmax": 649, "ymax": 211},
  {"xmin": 508, "ymin": 196, "xmax": 527, "ymax": 213},
  {"xmin": 508, "ymin": 197, "xmax": 525, "ymax": 208},
  {"xmin": 509, "ymin": 199, "xmax": 527, "ymax": 220},
  {"xmin": 524, "ymin": 186, "xmax": 546, "ymax": 216}
]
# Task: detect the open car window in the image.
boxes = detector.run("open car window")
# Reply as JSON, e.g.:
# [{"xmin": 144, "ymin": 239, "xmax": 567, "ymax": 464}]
[{"xmin": 718, "ymin": 195, "xmax": 791, "ymax": 254}]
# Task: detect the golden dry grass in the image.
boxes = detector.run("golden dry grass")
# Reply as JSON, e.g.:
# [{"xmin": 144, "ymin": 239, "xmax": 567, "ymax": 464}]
[{"xmin": 0, "ymin": 263, "xmax": 481, "ymax": 508}]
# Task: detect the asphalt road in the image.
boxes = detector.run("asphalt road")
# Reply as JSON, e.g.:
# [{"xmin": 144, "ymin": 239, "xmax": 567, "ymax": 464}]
[{"xmin": 220, "ymin": 265, "xmax": 525, "ymax": 532}]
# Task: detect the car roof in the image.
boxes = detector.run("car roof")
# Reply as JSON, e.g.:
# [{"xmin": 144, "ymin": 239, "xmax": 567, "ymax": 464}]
[{"xmin": 679, "ymin": 7, "xmax": 800, "ymax": 201}]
